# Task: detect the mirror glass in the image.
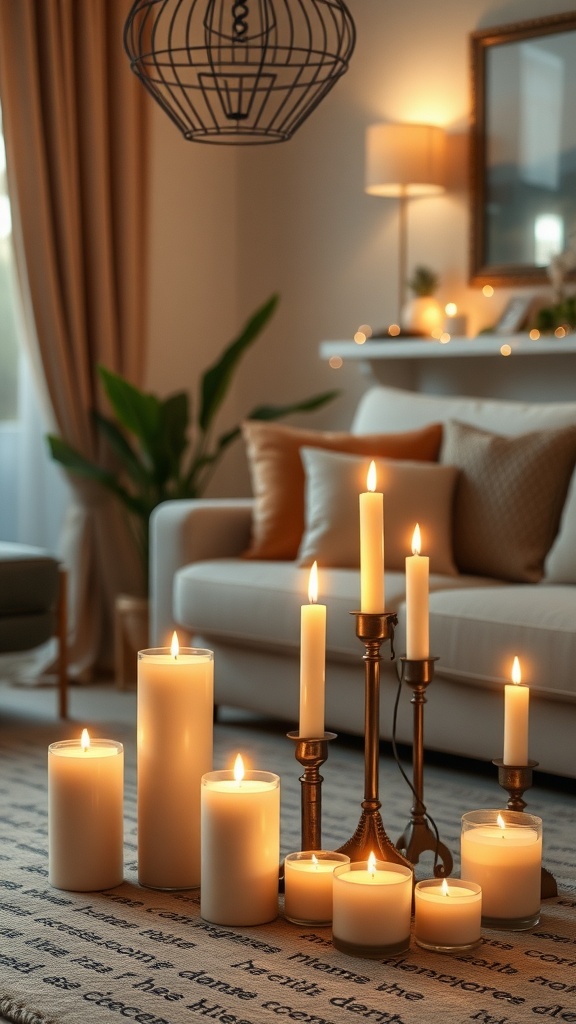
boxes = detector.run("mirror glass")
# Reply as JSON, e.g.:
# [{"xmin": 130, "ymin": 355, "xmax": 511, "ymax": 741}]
[{"xmin": 470, "ymin": 13, "xmax": 576, "ymax": 285}]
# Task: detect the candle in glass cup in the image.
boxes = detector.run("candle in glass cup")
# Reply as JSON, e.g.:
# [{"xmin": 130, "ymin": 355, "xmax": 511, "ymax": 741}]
[
  {"xmin": 461, "ymin": 809, "xmax": 541, "ymax": 929},
  {"xmin": 284, "ymin": 851, "xmax": 349, "ymax": 925},
  {"xmin": 414, "ymin": 878, "xmax": 482, "ymax": 951},
  {"xmin": 332, "ymin": 855, "xmax": 412, "ymax": 957}
]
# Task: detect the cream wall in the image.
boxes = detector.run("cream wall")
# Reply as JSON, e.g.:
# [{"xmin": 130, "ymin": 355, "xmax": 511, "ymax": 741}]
[{"xmin": 145, "ymin": 0, "xmax": 576, "ymax": 496}]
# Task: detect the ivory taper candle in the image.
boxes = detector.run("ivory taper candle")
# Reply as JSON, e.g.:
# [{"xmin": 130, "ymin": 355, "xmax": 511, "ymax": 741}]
[
  {"xmin": 406, "ymin": 523, "xmax": 429, "ymax": 659},
  {"xmin": 360, "ymin": 461, "xmax": 384, "ymax": 612},
  {"xmin": 299, "ymin": 561, "xmax": 326, "ymax": 738}
]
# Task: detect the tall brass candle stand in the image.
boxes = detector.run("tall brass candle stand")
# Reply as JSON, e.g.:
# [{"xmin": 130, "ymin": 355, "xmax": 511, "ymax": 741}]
[
  {"xmin": 336, "ymin": 611, "xmax": 412, "ymax": 869},
  {"xmin": 492, "ymin": 758, "xmax": 558, "ymax": 899},
  {"xmin": 395, "ymin": 656, "xmax": 453, "ymax": 878},
  {"xmin": 287, "ymin": 732, "xmax": 337, "ymax": 850}
]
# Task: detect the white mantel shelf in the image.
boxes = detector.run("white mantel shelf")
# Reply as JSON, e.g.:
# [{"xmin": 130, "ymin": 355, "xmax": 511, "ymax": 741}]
[{"xmin": 319, "ymin": 336, "xmax": 576, "ymax": 402}]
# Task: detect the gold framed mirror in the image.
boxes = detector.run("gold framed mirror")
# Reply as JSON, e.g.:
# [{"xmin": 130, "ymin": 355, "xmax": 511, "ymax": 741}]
[{"xmin": 470, "ymin": 11, "xmax": 576, "ymax": 286}]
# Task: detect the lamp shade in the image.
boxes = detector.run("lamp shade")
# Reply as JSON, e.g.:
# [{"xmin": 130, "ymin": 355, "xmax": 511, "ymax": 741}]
[{"xmin": 365, "ymin": 123, "xmax": 446, "ymax": 197}]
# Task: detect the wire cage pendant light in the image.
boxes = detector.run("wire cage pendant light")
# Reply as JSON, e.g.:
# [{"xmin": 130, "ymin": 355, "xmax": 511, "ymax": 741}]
[{"xmin": 123, "ymin": 0, "xmax": 356, "ymax": 145}]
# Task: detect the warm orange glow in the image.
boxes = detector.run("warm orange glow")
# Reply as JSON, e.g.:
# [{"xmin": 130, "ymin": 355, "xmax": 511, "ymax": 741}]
[
  {"xmin": 512, "ymin": 656, "xmax": 522, "ymax": 685},
  {"xmin": 440, "ymin": 332, "xmax": 451, "ymax": 343},
  {"xmin": 500, "ymin": 344, "xmax": 512, "ymax": 356},
  {"xmin": 354, "ymin": 331, "xmax": 367, "ymax": 345},
  {"xmin": 81, "ymin": 728, "xmax": 90, "ymax": 751},
  {"xmin": 555, "ymin": 326, "xmax": 567, "ymax": 338},
  {"xmin": 359, "ymin": 324, "xmax": 373, "ymax": 339},
  {"xmin": 445, "ymin": 302, "xmax": 457, "ymax": 316},
  {"xmin": 368, "ymin": 851, "xmax": 377, "ymax": 875},
  {"xmin": 482, "ymin": 285, "xmax": 494, "ymax": 297},
  {"xmin": 234, "ymin": 753, "xmax": 244, "ymax": 783},
  {"xmin": 328, "ymin": 355, "xmax": 343, "ymax": 369},
  {"xmin": 367, "ymin": 460, "xmax": 377, "ymax": 493},
  {"xmin": 411, "ymin": 523, "xmax": 421, "ymax": 556},
  {"xmin": 497, "ymin": 813, "xmax": 506, "ymax": 830},
  {"xmin": 441, "ymin": 878, "xmax": 449, "ymax": 896},
  {"xmin": 171, "ymin": 631, "xmax": 179, "ymax": 658},
  {"xmin": 529, "ymin": 329, "xmax": 540, "ymax": 340},
  {"xmin": 388, "ymin": 323, "xmax": 401, "ymax": 337},
  {"xmin": 308, "ymin": 561, "xmax": 319, "ymax": 604}
]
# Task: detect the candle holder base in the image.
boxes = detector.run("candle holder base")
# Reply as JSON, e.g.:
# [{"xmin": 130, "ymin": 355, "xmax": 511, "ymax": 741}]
[
  {"xmin": 492, "ymin": 758, "xmax": 558, "ymax": 900},
  {"xmin": 287, "ymin": 731, "xmax": 337, "ymax": 852},
  {"xmin": 337, "ymin": 804, "xmax": 412, "ymax": 867}
]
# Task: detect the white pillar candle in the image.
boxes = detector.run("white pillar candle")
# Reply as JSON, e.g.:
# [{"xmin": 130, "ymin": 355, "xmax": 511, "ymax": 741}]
[
  {"xmin": 414, "ymin": 878, "xmax": 482, "ymax": 951},
  {"xmin": 359, "ymin": 461, "xmax": 385, "ymax": 613},
  {"xmin": 503, "ymin": 656, "xmax": 529, "ymax": 765},
  {"xmin": 201, "ymin": 757, "xmax": 280, "ymax": 925},
  {"xmin": 137, "ymin": 637, "xmax": 213, "ymax": 889},
  {"xmin": 284, "ymin": 851, "xmax": 349, "ymax": 925},
  {"xmin": 48, "ymin": 730, "xmax": 123, "ymax": 891},
  {"xmin": 406, "ymin": 523, "xmax": 429, "ymax": 659},
  {"xmin": 461, "ymin": 809, "xmax": 542, "ymax": 928},
  {"xmin": 299, "ymin": 561, "xmax": 326, "ymax": 738},
  {"xmin": 332, "ymin": 857, "xmax": 412, "ymax": 957}
]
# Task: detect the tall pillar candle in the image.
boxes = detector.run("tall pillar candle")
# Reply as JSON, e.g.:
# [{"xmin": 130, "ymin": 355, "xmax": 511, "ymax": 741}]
[
  {"xmin": 49, "ymin": 730, "xmax": 123, "ymax": 891},
  {"xmin": 406, "ymin": 523, "xmax": 429, "ymax": 659},
  {"xmin": 359, "ymin": 460, "xmax": 384, "ymax": 612},
  {"xmin": 503, "ymin": 656, "xmax": 529, "ymax": 765},
  {"xmin": 299, "ymin": 561, "xmax": 326, "ymax": 738},
  {"xmin": 138, "ymin": 638, "xmax": 213, "ymax": 889},
  {"xmin": 201, "ymin": 758, "xmax": 280, "ymax": 925}
]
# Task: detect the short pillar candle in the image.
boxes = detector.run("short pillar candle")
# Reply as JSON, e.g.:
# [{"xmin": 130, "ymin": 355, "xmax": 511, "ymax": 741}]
[
  {"xmin": 284, "ymin": 851, "xmax": 349, "ymax": 925},
  {"xmin": 332, "ymin": 858, "xmax": 412, "ymax": 958},
  {"xmin": 414, "ymin": 878, "xmax": 482, "ymax": 952},
  {"xmin": 48, "ymin": 732, "xmax": 123, "ymax": 891}
]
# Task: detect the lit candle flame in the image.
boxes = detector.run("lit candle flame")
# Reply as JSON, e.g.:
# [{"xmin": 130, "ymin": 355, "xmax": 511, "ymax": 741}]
[
  {"xmin": 81, "ymin": 728, "xmax": 90, "ymax": 751},
  {"xmin": 412, "ymin": 523, "xmax": 421, "ymax": 556},
  {"xmin": 171, "ymin": 631, "xmax": 179, "ymax": 659},
  {"xmin": 311, "ymin": 854, "xmax": 318, "ymax": 869},
  {"xmin": 233, "ymin": 753, "xmax": 244, "ymax": 784},
  {"xmin": 497, "ymin": 813, "xmax": 506, "ymax": 831},
  {"xmin": 441, "ymin": 878, "xmax": 449, "ymax": 896},
  {"xmin": 367, "ymin": 851, "xmax": 377, "ymax": 875},
  {"xmin": 308, "ymin": 561, "xmax": 319, "ymax": 604},
  {"xmin": 367, "ymin": 461, "xmax": 377, "ymax": 493},
  {"xmin": 445, "ymin": 302, "xmax": 457, "ymax": 316},
  {"xmin": 511, "ymin": 656, "xmax": 521, "ymax": 685}
]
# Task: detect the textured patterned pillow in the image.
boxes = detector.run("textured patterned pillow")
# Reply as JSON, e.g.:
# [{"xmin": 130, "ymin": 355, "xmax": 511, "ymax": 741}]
[
  {"xmin": 440, "ymin": 419, "xmax": 576, "ymax": 582},
  {"xmin": 296, "ymin": 447, "xmax": 459, "ymax": 574},
  {"xmin": 241, "ymin": 419, "xmax": 443, "ymax": 560}
]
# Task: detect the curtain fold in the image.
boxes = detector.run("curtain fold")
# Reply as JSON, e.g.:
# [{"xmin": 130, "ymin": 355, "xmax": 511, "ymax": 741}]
[{"xmin": 0, "ymin": 0, "xmax": 149, "ymax": 677}]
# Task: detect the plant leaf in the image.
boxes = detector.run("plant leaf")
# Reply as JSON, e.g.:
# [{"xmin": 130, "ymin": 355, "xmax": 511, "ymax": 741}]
[
  {"xmin": 245, "ymin": 390, "xmax": 340, "ymax": 422},
  {"xmin": 98, "ymin": 365, "xmax": 161, "ymax": 451}
]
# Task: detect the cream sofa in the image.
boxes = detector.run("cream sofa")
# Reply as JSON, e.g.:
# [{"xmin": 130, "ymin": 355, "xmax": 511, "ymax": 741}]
[{"xmin": 150, "ymin": 386, "xmax": 576, "ymax": 778}]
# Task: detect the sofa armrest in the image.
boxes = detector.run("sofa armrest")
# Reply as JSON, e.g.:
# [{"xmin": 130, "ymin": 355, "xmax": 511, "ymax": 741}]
[{"xmin": 149, "ymin": 498, "xmax": 254, "ymax": 646}]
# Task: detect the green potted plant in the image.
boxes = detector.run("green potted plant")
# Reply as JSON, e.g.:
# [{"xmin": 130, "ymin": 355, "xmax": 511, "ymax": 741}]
[{"xmin": 47, "ymin": 294, "xmax": 338, "ymax": 590}]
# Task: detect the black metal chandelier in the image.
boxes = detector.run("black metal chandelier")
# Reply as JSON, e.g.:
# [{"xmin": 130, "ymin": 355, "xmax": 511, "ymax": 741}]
[{"xmin": 123, "ymin": 0, "xmax": 356, "ymax": 145}]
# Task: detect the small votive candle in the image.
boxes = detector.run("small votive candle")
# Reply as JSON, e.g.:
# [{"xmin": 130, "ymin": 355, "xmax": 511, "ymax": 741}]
[
  {"xmin": 461, "ymin": 809, "xmax": 542, "ymax": 930},
  {"xmin": 48, "ymin": 732, "xmax": 124, "ymax": 892},
  {"xmin": 332, "ymin": 858, "xmax": 412, "ymax": 958},
  {"xmin": 284, "ymin": 851, "xmax": 350, "ymax": 925},
  {"xmin": 414, "ymin": 878, "xmax": 482, "ymax": 952}
]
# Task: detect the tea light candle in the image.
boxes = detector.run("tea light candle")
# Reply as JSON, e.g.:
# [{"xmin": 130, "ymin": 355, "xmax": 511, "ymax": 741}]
[
  {"xmin": 201, "ymin": 756, "xmax": 280, "ymax": 925},
  {"xmin": 461, "ymin": 809, "xmax": 542, "ymax": 929},
  {"xmin": 137, "ymin": 637, "xmax": 213, "ymax": 889},
  {"xmin": 299, "ymin": 561, "xmax": 326, "ymax": 738},
  {"xmin": 414, "ymin": 878, "xmax": 482, "ymax": 952},
  {"xmin": 332, "ymin": 856, "xmax": 412, "ymax": 957},
  {"xmin": 360, "ymin": 461, "xmax": 384, "ymax": 613},
  {"xmin": 503, "ymin": 656, "xmax": 529, "ymax": 765},
  {"xmin": 48, "ymin": 730, "xmax": 123, "ymax": 891},
  {"xmin": 406, "ymin": 523, "xmax": 429, "ymax": 659},
  {"xmin": 284, "ymin": 851, "xmax": 349, "ymax": 925}
]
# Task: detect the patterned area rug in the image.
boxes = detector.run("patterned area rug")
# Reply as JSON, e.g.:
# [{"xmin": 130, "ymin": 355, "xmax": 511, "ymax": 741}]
[{"xmin": 0, "ymin": 709, "xmax": 575, "ymax": 1024}]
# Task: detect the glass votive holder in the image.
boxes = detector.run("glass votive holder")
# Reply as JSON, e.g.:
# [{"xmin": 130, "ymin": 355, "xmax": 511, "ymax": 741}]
[
  {"xmin": 332, "ymin": 860, "xmax": 413, "ymax": 958},
  {"xmin": 414, "ymin": 878, "xmax": 482, "ymax": 953},
  {"xmin": 461, "ymin": 809, "xmax": 542, "ymax": 930},
  {"xmin": 284, "ymin": 851, "xmax": 350, "ymax": 925}
]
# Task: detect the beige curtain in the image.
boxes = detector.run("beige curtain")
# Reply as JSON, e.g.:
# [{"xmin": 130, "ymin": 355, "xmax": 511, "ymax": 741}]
[{"xmin": 0, "ymin": 0, "xmax": 149, "ymax": 677}]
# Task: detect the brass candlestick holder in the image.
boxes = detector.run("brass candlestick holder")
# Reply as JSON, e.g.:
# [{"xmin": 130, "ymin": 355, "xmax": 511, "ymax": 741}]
[
  {"xmin": 492, "ymin": 758, "xmax": 558, "ymax": 899},
  {"xmin": 287, "ymin": 731, "xmax": 337, "ymax": 851},
  {"xmin": 336, "ymin": 610, "xmax": 412, "ymax": 869},
  {"xmin": 395, "ymin": 656, "xmax": 453, "ymax": 878}
]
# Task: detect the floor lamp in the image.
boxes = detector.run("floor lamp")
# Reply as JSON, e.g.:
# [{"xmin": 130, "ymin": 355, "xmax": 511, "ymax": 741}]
[{"xmin": 365, "ymin": 123, "xmax": 446, "ymax": 326}]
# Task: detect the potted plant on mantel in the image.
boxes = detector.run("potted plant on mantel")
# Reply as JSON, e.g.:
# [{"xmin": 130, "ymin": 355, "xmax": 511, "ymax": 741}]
[{"xmin": 47, "ymin": 294, "xmax": 338, "ymax": 675}]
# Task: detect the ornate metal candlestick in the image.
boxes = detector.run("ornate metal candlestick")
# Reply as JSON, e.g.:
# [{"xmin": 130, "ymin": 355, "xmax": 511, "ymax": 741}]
[
  {"xmin": 395, "ymin": 656, "xmax": 453, "ymax": 878},
  {"xmin": 492, "ymin": 758, "xmax": 558, "ymax": 899},
  {"xmin": 287, "ymin": 732, "xmax": 336, "ymax": 850},
  {"xmin": 336, "ymin": 611, "xmax": 412, "ymax": 869}
]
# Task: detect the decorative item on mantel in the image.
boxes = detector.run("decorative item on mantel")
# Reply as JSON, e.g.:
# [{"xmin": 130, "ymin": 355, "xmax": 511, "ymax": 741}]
[
  {"xmin": 401, "ymin": 265, "xmax": 444, "ymax": 337},
  {"xmin": 123, "ymin": 0, "xmax": 355, "ymax": 145}
]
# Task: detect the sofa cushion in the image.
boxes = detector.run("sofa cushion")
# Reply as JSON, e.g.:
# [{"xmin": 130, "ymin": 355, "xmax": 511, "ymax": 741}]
[
  {"xmin": 545, "ymin": 472, "xmax": 576, "ymax": 583},
  {"xmin": 0, "ymin": 542, "xmax": 59, "ymax": 615},
  {"xmin": 440, "ymin": 420, "xmax": 576, "ymax": 582},
  {"xmin": 241, "ymin": 419, "xmax": 443, "ymax": 561},
  {"xmin": 296, "ymin": 447, "xmax": 459, "ymax": 574}
]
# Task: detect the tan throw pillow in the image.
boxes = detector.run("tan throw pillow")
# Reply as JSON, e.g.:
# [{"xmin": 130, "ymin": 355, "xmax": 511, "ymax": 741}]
[
  {"xmin": 296, "ymin": 447, "xmax": 459, "ymax": 574},
  {"xmin": 241, "ymin": 419, "xmax": 444, "ymax": 560},
  {"xmin": 440, "ymin": 419, "xmax": 576, "ymax": 582}
]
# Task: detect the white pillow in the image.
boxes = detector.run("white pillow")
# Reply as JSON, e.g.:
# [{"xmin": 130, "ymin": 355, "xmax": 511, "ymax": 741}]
[{"xmin": 296, "ymin": 447, "xmax": 459, "ymax": 574}]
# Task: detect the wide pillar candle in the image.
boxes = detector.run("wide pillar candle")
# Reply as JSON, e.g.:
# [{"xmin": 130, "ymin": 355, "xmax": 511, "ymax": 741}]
[
  {"xmin": 201, "ymin": 764, "xmax": 280, "ymax": 925},
  {"xmin": 138, "ymin": 644, "xmax": 213, "ymax": 889},
  {"xmin": 359, "ymin": 461, "xmax": 384, "ymax": 612},
  {"xmin": 48, "ymin": 734, "xmax": 123, "ymax": 891},
  {"xmin": 405, "ymin": 523, "xmax": 429, "ymax": 659}
]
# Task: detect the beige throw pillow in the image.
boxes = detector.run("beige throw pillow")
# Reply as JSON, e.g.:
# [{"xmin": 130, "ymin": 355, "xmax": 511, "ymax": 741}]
[
  {"xmin": 241, "ymin": 419, "xmax": 443, "ymax": 560},
  {"xmin": 440, "ymin": 419, "xmax": 576, "ymax": 582},
  {"xmin": 296, "ymin": 447, "xmax": 459, "ymax": 574}
]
